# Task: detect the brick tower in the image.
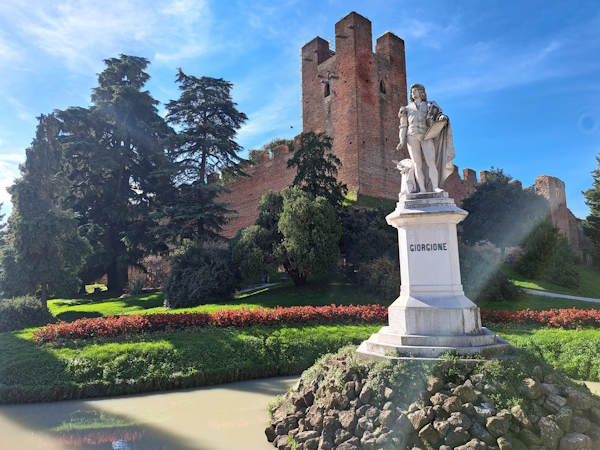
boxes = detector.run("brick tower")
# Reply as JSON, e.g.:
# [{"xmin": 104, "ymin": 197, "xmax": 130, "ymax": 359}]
[{"xmin": 301, "ymin": 12, "xmax": 408, "ymax": 200}]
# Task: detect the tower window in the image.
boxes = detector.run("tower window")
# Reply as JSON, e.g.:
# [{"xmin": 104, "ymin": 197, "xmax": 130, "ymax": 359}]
[
  {"xmin": 379, "ymin": 80, "xmax": 386, "ymax": 94},
  {"xmin": 324, "ymin": 82, "xmax": 330, "ymax": 97}
]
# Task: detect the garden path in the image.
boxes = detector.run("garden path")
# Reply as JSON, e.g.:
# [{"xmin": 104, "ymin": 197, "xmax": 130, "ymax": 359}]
[{"xmin": 523, "ymin": 289, "xmax": 600, "ymax": 304}]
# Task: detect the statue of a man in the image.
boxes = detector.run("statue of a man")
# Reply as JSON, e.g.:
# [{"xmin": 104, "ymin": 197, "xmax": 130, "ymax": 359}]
[{"xmin": 396, "ymin": 84, "xmax": 455, "ymax": 193}]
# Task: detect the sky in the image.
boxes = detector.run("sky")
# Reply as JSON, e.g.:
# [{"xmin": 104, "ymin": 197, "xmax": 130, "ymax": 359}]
[{"xmin": 0, "ymin": 0, "xmax": 599, "ymax": 220}]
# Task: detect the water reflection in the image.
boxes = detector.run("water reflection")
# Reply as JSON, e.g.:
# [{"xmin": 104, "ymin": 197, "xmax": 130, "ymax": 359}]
[{"xmin": 0, "ymin": 375, "xmax": 298, "ymax": 450}]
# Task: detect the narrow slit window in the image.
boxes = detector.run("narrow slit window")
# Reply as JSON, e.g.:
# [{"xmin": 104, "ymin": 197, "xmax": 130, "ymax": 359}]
[
  {"xmin": 379, "ymin": 80, "xmax": 386, "ymax": 94},
  {"xmin": 324, "ymin": 82, "xmax": 330, "ymax": 97}
]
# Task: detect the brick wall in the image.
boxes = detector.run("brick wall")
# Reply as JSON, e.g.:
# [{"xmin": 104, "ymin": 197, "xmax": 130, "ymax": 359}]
[{"xmin": 219, "ymin": 144, "xmax": 296, "ymax": 238}]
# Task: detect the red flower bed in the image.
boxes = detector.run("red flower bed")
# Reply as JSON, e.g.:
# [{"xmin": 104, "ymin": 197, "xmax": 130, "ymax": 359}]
[
  {"xmin": 33, "ymin": 304, "xmax": 388, "ymax": 344},
  {"xmin": 480, "ymin": 307, "xmax": 600, "ymax": 330}
]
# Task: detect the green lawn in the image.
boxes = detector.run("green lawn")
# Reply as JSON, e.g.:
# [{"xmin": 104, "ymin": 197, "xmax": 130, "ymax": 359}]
[
  {"xmin": 501, "ymin": 264, "xmax": 600, "ymax": 299},
  {"xmin": 49, "ymin": 274, "xmax": 387, "ymax": 322}
]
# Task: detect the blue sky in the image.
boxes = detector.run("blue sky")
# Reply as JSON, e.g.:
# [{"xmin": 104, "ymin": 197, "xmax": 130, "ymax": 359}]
[{"xmin": 0, "ymin": 0, "xmax": 599, "ymax": 220}]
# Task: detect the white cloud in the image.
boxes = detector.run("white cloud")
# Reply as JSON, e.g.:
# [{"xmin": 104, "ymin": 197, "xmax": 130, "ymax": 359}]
[{"xmin": 396, "ymin": 18, "xmax": 460, "ymax": 50}]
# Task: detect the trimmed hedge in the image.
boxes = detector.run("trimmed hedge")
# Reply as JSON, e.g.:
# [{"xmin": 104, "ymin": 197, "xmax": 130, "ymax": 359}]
[{"xmin": 0, "ymin": 296, "xmax": 55, "ymax": 333}]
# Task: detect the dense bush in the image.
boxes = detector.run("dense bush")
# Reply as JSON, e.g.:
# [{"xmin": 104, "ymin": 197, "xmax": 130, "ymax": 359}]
[
  {"xmin": 516, "ymin": 218, "xmax": 580, "ymax": 288},
  {"xmin": 163, "ymin": 240, "xmax": 240, "ymax": 308},
  {"xmin": 459, "ymin": 246, "xmax": 520, "ymax": 303},
  {"xmin": 356, "ymin": 257, "xmax": 399, "ymax": 300},
  {"xmin": 0, "ymin": 296, "xmax": 56, "ymax": 333}
]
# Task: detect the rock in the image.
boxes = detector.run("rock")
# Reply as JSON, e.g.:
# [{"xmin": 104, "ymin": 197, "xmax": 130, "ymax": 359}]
[
  {"xmin": 355, "ymin": 416, "xmax": 374, "ymax": 438},
  {"xmin": 428, "ymin": 376, "xmax": 444, "ymax": 394},
  {"xmin": 517, "ymin": 428, "xmax": 543, "ymax": 446},
  {"xmin": 304, "ymin": 438, "xmax": 319, "ymax": 450},
  {"xmin": 265, "ymin": 425, "xmax": 277, "ymax": 442},
  {"xmin": 443, "ymin": 395, "xmax": 463, "ymax": 413},
  {"xmin": 418, "ymin": 423, "xmax": 440, "ymax": 444},
  {"xmin": 543, "ymin": 383, "xmax": 563, "ymax": 397},
  {"xmin": 322, "ymin": 416, "xmax": 336, "ymax": 430},
  {"xmin": 555, "ymin": 406, "xmax": 574, "ymax": 432},
  {"xmin": 519, "ymin": 378, "xmax": 543, "ymax": 400},
  {"xmin": 475, "ymin": 405, "xmax": 496, "ymax": 424},
  {"xmin": 335, "ymin": 441, "xmax": 358, "ymax": 450},
  {"xmin": 274, "ymin": 435, "xmax": 289, "ymax": 449},
  {"xmin": 533, "ymin": 366, "xmax": 544, "ymax": 381},
  {"xmin": 339, "ymin": 410, "xmax": 358, "ymax": 430},
  {"xmin": 445, "ymin": 427, "xmax": 471, "ymax": 447},
  {"xmin": 319, "ymin": 430, "xmax": 334, "ymax": 450},
  {"xmin": 433, "ymin": 404, "xmax": 450, "ymax": 420},
  {"xmin": 408, "ymin": 408, "xmax": 434, "ymax": 430},
  {"xmin": 462, "ymin": 402, "xmax": 476, "ymax": 417},
  {"xmin": 545, "ymin": 395, "xmax": 568, "ymax": 413},
  {"xmin": 455, "ymin": 439, "xmax": 488, "ymax": 450},
  {"xmin": 448, "ymin": 412, "xmax": 473, "ymax": 430},
  {"xmin": 569, "ymin": 415, "xmax": 591, "ymax": 433},
  {"xmin": 359, "ymin": 385, "xmax": 372, "ymax": 405},
  {"xmin": 384, "ymin": 387, "xmax": 394, "ymax": 401},
  {"xmin": 433, "ymin": 419, "xmax": 450, "ymax": 437},
  {"xmin": 563, "ymin": 386, "xmax": 595, "ymax": 411},
  {"xmin": 334, "ymin": 428, "xmax": 352, "ymax": 445},
  {"xmin": 533, "ymin": 402, "xmax": 551, "ymax": 418},
  {"xmin": 497, "ymin": 436, "xmax": 512, "ymax": 450},
  {"xmin": 558, "ymin": 432, "xmax": 593, "ymax": 450},
  {"xmin": 470, "ymin": 422, "xmax": 496, "ymax": 446},
  {"xmin": 378, "ymin": 409, "xmax": 396, "ymax": 428},
  {"xmin": 586, "ymin": 422, "xmax": 600, "ymax": 440},
  {"xmin": 417, "ymin": 390, "xmax": 432, "ymax": 408},
  {"xmin": 487, "ymin": 415, "xmax": 512, "ymax": 438},
  {"xmin": 511, "ymin": 405, "xmax": 534, "ymax": 431},
  {"xmin": 588, "ymin": 406, "xmax": 600, "ymax": 426},
  {"xmin": 455, "ymin": 385, "xmax": 480, "ymax": 404},
  {"xmin": 431, "ymin": 392, "xmax": 449, "ymax": 406},
  {"xmin": 539, "ymin": 416, "xmax": 565, "ymax": 450},
  {"xmin": 343, "ymin": 381, "xmax": 356, "ymax": 400},
  {"xmin": 297, "ymin": 431, "xmax": 320, "ymax": 442},
  {"xmin": 356, "ymin": 405, "xmax": 369, "ymax": 417},
  {"xmin": 276, "ymin": 422, "xmax": 290, "ymax": 436},
  {"xmin": 375, "ymin": 432, "xmax": 393, "ymax": 449}
]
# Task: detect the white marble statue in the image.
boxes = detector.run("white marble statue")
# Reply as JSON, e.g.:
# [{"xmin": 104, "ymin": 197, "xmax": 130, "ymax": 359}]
[{"xmin": 396, "ymin": 84, "xmax": 455, "ymax": 194}]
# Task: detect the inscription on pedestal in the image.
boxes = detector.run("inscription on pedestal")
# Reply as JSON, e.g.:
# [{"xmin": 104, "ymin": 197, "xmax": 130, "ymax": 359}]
[{"xmin": 409, "ymin": 243, "xmax": 448, "ymax": 252}]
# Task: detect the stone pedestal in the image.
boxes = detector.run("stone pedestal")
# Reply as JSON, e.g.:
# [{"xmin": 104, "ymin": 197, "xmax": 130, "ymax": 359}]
[{"xmin": 356, "ymin": 192, "xmax": 511, "ymax": 359}]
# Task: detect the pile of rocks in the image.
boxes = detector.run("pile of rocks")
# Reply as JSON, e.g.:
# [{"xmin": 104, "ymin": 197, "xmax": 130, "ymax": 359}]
[{"xmin": 265, "ymin": 351, "xmax": 600, "ymax": 450}]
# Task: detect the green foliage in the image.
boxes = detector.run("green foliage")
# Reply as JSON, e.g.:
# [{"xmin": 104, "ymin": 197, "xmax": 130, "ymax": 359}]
[
  {"xmin": 460, "ymin": 168, "xmax": 549, "ymax": 256},
  {"xmin": 0, "ymin": 296, "xmax": 56, "ymax": 333},
  {"xmin": 58, "ymin": 55, "xmax": 173, "ymax": 292},
  {"xmin": 515, "ymin": 218, "xmax": 580, "ymax": 288},
  {"xmin": 287, "ymin": 132, "xmax": 347, "ymax": 208},
  {"xmin": 0, "ymin": 323, "xmax": 379, "ymax": 403},
  {"xmin": 126, "ymin": 277, "xmax": 145, "ymax": 295},
  {"xmin": 235, "ymin": 187, "xmax": 342, "ymax": 286},
  {"xmin": 356, "ymin": 257, "xmax": 400, "ymax": 300},
  {"xmin": 459, "ymin": 246, "xmax": 520, "ymax": 302},
  {"xmin": 0, "ymin": 114, "xmax": 91, "ymax": 304},
  {"xmin": 163, "ymin": 240, "xmax": 240, "ymax": 308},
  {"xmin": 162, "ymin": 69, "xmax": 247, "ymax": 242},
  {"xmin": 583, "ymin": 154, "xmax": 600, "ymax": 264},
  {"xmin": 339, "ymin": 207, "xmax": 398, "ymax": 280}
]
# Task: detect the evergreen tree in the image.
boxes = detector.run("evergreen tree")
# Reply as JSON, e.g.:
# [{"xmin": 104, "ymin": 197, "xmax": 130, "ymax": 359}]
[
  {"xmin": 460, "ymin": 168, "xmax": 549, "ymax": 258},
  {"xmin": 164, "ymin": 69, "xmax": 247, "ymax": 241},
  {"xmin": 287, "ymin": 131, "xmax": 347, "ymax": 208},
  {"xmin": 583, "ymin": 154, "xmax": 600, "ymax": 263},
  {"xmin": 58, "ymin": 55, "xmax": 173, "ymax": 292},
  {"xmin": 0, "ymin": 114, "xmax": 90, "ymax": 306}
]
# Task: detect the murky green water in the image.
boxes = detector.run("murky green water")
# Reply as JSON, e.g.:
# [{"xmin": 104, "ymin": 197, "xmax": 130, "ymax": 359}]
[{"xmin": 0, "ymin": 376, "xmax": 298, "ymax": 449}]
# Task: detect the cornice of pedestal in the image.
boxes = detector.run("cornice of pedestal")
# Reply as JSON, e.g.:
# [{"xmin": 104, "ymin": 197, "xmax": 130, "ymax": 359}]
[{"xmin": 386, "ymin": 191, "xmax": 468, "ymax": 226}]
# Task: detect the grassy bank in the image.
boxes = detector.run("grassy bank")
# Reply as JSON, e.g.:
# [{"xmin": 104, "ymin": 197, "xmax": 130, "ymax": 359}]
[{"xmin": 0, "ymin": 323, "xmax": 381, "ymax": 404}]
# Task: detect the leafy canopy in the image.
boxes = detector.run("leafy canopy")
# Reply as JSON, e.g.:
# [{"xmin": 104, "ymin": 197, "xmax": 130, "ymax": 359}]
[{"xmin": 583, "ymin": 154, "xmax": 600, "ymax": 264}]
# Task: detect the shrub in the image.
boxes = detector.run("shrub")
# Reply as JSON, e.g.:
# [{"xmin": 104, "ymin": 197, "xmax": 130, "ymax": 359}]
[
  {"xmin": 460, "ymin": 246, "xmax": 520, "ymax": 302},
  {"xmin": 516, "ymin": 218, "xmax": 580, "ymax": 288},
  {"xmin": 0, "ymin": 296, "xmax": 56, "ymax": 333},
  {"xmin": 163, "ymin": 240, "xmax": 240, "ymax": 308},
  {"xmin": 126, "ymin": 277, "xmax": 145, "ymax": 295},
  {"xmin": 356, "ymin": 257, "xmax": 400, "ymax": 300}
]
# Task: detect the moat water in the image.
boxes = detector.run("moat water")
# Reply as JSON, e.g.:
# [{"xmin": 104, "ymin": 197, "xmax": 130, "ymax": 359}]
[
  {"xmin": 0, "ymin": 376, "xmax": 298, "ymax": 450},
  {"xmin": 1, "ymin": 378, "xmax": 598, "ymax": 449}
]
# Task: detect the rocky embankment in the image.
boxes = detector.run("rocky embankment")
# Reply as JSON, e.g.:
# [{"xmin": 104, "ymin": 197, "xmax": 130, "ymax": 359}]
[{"xmin": 266, "ymin": 349, "xmax": 600, "ymax": 450}]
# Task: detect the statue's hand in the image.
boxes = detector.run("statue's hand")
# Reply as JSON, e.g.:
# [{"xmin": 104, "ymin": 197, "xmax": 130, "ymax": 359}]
[
  {"xmin": 397, "ymin": 141, "xmax": 405, "ymax": 151},
  {"xmin": 438, "ymin": 114, "xmax": 448, "ymax": 121}
]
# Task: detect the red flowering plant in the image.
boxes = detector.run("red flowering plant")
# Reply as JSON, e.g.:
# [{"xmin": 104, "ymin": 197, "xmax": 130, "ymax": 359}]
[
  {"xmin": 480, "ymin": 307, "xmax": 600, "ymax": 330},
  {"xmin": 33, "ymin": 304, "xmax": 388, "ymax": 344}
]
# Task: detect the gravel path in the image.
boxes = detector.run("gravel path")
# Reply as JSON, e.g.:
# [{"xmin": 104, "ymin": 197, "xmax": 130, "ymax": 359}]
[{"xmin": 523, "ymin": 288, "xmax": 600, "ymax": 304}]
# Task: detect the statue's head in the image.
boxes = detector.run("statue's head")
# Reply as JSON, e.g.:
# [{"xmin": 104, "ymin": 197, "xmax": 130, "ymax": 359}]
[{"xmin": 409, "ymin": 83, "xmax": 427, "ymax": 102}]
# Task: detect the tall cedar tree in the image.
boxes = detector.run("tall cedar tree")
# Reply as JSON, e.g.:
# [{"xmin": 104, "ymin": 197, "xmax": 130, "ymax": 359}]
[
  {"xmin": 164, "ymin": 69, "xmax": 247, "ymax": 241},
  {"xmin": 0, "ymin": 114, "xmax": 90, "ymax": 306},
  {"xmin": 460, "ymin": 168, "xmax": 549, "ymax": 257},
  {"xmin": 58, "ymin": 55, "xmax": 172, "ymax": 292},
  {"xmin": 583, "ymin": 154, "xmax": 600, "ymax": 263},
  {"xmin": 287, "ymin": 131, "xmax": 347, "ymax": 208}
]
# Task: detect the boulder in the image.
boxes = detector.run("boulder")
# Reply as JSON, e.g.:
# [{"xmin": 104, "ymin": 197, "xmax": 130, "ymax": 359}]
[
  {"xmin": 539, "ymin": 416, "xmax": 565, "ymax": 450},
  {"xmin": 558, "ymin": 432, "xmax": 593, "ymax": 450},
  {"xmin": 519, "ymin": 378, "xmax": 543, "ymax": 400}
]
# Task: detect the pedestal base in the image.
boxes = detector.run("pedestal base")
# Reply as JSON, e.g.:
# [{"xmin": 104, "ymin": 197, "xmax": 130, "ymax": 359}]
[{"xmin": 355, "ymin": 327, "xmax": 512, "ymax": 360}]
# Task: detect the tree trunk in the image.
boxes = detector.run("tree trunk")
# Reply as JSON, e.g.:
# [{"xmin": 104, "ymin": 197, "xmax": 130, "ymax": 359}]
[
  {"xmin": 106, "ymin": 262, "xmax": 129, "ymax": 292},
  {"xmin": 40, "ymin": 282, "xmax": 48, "ymax": 309},
  {"xmin": 287, "ymin": 270, "xmax": 307, "ymax": 286}
]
